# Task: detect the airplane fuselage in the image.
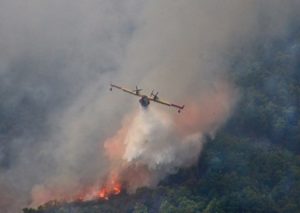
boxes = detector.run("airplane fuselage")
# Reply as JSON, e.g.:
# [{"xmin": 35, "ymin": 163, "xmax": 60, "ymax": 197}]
[{"xmin": 139, "ymin": 95, "xmax": 150, "ymax": 108}]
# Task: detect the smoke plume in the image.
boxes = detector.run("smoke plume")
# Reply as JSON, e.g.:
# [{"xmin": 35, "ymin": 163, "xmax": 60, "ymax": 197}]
[{"xmin": 0, "ymin": 0, "xmax": 299, "ymax": 212}]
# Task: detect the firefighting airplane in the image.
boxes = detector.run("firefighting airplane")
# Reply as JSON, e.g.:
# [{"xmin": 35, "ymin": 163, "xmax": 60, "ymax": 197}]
[{"xmin": 110, "ymin": 84, "xmax": 185, "ymax": 113}]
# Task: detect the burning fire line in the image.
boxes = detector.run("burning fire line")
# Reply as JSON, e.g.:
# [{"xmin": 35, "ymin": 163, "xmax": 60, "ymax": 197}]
[
  {"xmin": 51, "ymin": 180, "xmax": 123, "ymax": 204},
  {"xmin": 97, "ymin": 181, "xmax": 122, "ymax": 200}
]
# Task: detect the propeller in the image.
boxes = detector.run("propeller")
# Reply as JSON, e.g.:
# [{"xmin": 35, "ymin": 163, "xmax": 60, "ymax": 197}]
[
  {"xmin": 133, "ymin": 86, "xmax": 142, "ymax": 94},
  {"xmin": 150, "ymin": 90, "xmax": 154, "ymax": 97},
  {"xmin": 150, "ymin": 90, "xmax": 159, "ymax": 98}
]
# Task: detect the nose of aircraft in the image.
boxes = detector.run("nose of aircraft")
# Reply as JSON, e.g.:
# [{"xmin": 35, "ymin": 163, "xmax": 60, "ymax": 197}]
[{"xmin": 139, "ymin": 96, "xmax": 150, "ymax": 108}]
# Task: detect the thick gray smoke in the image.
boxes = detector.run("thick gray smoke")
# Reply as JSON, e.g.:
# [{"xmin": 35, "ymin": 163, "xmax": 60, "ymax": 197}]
[{"xmin": 0, "ymin": 0, "xmax": 299, "ymax": 212}]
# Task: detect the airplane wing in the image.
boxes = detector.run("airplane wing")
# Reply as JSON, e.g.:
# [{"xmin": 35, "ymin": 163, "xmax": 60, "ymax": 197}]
[
  {"xmin": 150, "ymin": 98, "xmax": 171, "ymax": 106},
  {"xmin": 149, "ymin": 97, "xmax": 185, "ymax": 112},
  {"xmin": 110, "ymin": 83, "xmax": 185, "ymax": 113},
  {"xmin": 110, "ymin": 84, "xmax": 143, "ymax": 97}
]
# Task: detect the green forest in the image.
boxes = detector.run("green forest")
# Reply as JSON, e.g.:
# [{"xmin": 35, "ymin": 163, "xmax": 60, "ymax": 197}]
[{"xmin": 24, "ymin": 31, "xmax": 300, "ymax": 213}]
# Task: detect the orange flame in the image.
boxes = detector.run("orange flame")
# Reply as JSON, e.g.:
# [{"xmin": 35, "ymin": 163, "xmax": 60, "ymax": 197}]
[
  {"xmin": 96, "ymin": 179, "xmax": 122, "ymax": 200},
  {"xmin": 31, "ymin": 179, "xmax": 123, "ymax": 206}
]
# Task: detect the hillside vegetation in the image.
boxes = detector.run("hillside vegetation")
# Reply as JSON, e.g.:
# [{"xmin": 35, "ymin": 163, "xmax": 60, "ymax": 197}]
[{"xmin": 24, "ymin": 31, "xmax": 300, "ymax": 213}]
